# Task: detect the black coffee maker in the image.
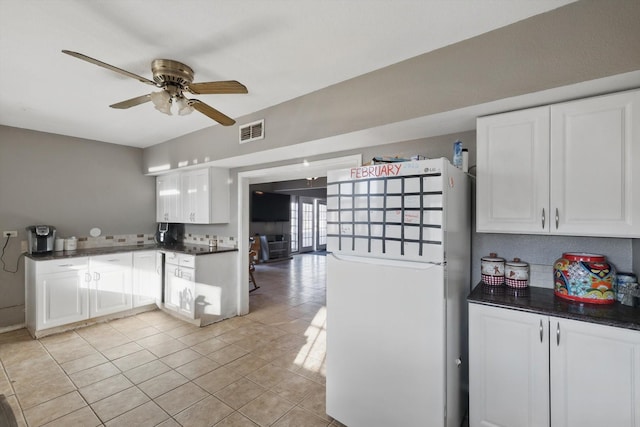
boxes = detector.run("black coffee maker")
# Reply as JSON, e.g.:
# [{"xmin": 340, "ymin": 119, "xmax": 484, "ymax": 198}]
[
  {"xmin": 155, "ymin": 223, "xmax": 184, "ymax": 245},
  {"xmin": 26, "ymin": 225, "xmax": 56, "ymax": 254}
]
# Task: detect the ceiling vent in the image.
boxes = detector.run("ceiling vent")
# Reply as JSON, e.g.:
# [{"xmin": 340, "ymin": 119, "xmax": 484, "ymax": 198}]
[{"xmin": 239, "ymin": 119, "xmax": 264, "ymax": 144}]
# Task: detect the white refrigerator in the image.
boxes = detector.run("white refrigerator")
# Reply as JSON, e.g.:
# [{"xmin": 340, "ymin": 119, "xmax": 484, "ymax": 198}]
[{"xmin": 326, "ymin": 158, "xmax": 470, "ymax": 427}]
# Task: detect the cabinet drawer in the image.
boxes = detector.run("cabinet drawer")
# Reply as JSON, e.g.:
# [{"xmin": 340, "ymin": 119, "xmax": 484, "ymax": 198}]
[
  {"xmin": 90, "ymin": 252, "xmax": 132, "ymax": 268},
  {"xmin": 36, "ymin": 257, "xmax": 89, "ymax": 275},
  {"xmin": 164, "ymin": 251, "xmax": 179, "ymax": 264},
  {"xmin": 178, "ymin": 254, "xmax": 195, "ymax": 268}
]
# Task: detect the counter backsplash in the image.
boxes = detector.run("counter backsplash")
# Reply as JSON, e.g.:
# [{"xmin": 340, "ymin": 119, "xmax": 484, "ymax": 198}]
[{"xmin": 67, "ymin": 233, "xmax": 237, "ymax": 250}]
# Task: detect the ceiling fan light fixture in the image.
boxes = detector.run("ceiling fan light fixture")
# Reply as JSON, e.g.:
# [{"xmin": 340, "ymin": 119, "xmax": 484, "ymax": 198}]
[
  {"xmin": 175, "ymin": 97, "xmax": 194, "ymax": 116},
  {"xmin": 150, "ymin": 91, "xmax": 172, "ymax": 115}
]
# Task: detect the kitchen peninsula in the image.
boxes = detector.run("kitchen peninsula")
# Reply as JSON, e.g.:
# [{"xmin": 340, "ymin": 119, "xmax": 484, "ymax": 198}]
[{"xmin": 24, "ymin": 243, "xmax": 238, "ymax": 338}]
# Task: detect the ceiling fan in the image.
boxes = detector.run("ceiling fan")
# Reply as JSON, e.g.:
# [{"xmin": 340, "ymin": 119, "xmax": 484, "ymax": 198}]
[{"xmin": 62, "ymin": 50, "xmax": 248, "ymax": 126}]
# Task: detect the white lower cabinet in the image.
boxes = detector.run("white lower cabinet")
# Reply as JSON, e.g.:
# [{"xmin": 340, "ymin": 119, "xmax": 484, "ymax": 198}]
[
  {"xmin": 26, "ymin": 257, "xmax": 90, "ymax": 332},
  {"xmin": 162, "ymin": 250, "xmax": 237, "ymax": 326},
  {"xmin": 26, "ymin": 251, "xmax": 160, "ymax": 337},
  {"xmin": 469, "ymin": 303, "xmax": 640, "ymax": 427},
  {"xmin": 89, "ymin": 253, "xmax": 132, "ymax": 317},
  {"xmin": 164, "ymin": 253, "xmax": 196, "ymax": 318},
  {"xmin": 132, "ymin": 251, "xmax": 162, "ymax": 307}
]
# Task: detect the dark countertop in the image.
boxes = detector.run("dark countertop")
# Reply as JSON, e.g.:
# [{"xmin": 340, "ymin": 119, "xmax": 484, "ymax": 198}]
[
  {"xmin": 468, "ymin": 283, "xmax": 640, "ymax": 331},
  {"xmin": 25, "ymin": 243, "xmax": 238, "ymax": 260}
]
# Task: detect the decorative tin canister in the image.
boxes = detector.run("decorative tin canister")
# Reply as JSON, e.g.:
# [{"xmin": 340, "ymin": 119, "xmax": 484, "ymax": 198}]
[
  {"xmin": 616, "ymin": 272, "xmax": 638, "ymax": 303},
  {"xmin": 481, "ymin": 253, "xmax": 505, "ymax": 286},
  {"xmin": 505, "ymin": 258, "xmax": 529, "ymax": 288},
  {"xmin": 554, "ymin": 253, "xmax": 616, "ymax": 304}
]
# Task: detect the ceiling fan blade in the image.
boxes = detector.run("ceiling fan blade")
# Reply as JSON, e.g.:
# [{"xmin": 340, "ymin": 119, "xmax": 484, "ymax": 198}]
[
  {"xmin": 110, "ymin": 94, "xmax": 152, "ymax": 109},
  {"xmin": 187, "ymin": 80, "xmax": 248, "ymax": 95},
  {"xmin": 189, "ymin": 99, "xmax": 236, "ymax": 126},
  {"xmin": 62, "ymin": 50, "xmax": 157, "ymax": 86}
]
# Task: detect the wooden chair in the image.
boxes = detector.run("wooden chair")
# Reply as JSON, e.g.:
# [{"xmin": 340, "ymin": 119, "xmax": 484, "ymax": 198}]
[{"xmin": 249, "ymin": 239, "xmax": 260, "ymax": 292}]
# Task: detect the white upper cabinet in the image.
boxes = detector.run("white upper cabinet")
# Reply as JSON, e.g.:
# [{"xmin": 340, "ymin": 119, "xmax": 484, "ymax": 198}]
[
  {"xmin": 477, "ymin": 89, "xmax": 640, "ymax": 237},
  {"xmin": 156, "ymin": 167, "xmax": 230, "ymax": 224},
  {"xmin": 181, "ymin": 168, "xmax": 210, "ymax": 224},
  {"xmin": 550, "ymin": 90, "xmax": 640, "ymax": 236},
  {"xmin": 477, "ymin": 106, "xmax": 550, "ymax": 233},
  {"xmin": 156, "ymin": 172, "xmax": 181, "ymax": 222}
]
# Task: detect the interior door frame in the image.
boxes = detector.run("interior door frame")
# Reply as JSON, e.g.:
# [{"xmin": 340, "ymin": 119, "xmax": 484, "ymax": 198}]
[
  {"xmin": 236, "ymin": 155, "xmax": 361, "ymax": 315},
  {"xmin": 316, "ymin": 199, "xmax": 327, "ymax": 251}
]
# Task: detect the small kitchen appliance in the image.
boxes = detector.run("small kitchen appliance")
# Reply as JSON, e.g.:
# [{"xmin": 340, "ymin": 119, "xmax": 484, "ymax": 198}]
[
  {"xmin": 155, "ymin": 223, "xmax": 184, "ymax": 245},
  {"xmin": 25, "ymin": 225, "xmax": 56, "ymax": 254}
]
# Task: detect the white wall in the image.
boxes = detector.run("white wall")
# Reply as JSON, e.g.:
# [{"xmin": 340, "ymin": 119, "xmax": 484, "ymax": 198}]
[{"xmin": 0, "ymin": 125, "xmax": 156, "ymax": 328}]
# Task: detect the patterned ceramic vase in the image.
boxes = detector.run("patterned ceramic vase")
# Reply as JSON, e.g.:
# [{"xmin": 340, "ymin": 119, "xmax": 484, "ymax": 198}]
[{"xmin": 554, "ymin": 253, "xmax": 616, "ymax": 304}]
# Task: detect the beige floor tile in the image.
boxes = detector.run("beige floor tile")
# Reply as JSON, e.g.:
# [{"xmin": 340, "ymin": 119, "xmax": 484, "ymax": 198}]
[
  {"xmin": 90, "ymin": 386, "xmax": 150, "ymax": 423},
  {"xmin": 190, "ymin": 337, "xmax": 230, "ymax": 355},
  {"xmin": 173, "ymin": 395, "xmax": 233, "ymax": 427},
  {"xmin": 160, "ymin": 348, "xmax": 202, "ymax": 368},
  {"xmin": 239, "ymin": 391, "xmax": 295, "ymax": 427},
  {"xmin": 224, "ymin": 355, "xmax": 269, "ymax": 380},
  {"xmin": 193, "ymin": 366, "xmax": 242, "ymax": 394},
  {"xmin": 22, "ymin": 391, "xmax": 86, "ymax": 427},
  {"xmin": 164, "ymin": 323, "xmax": 201, "ymax": 339},
  {"xmin": 3, "ymin": 393, "xmax": 26, "ymax": 427},
  {"xmin": 136, "ymin": 332, "xmax": 175, "ymax": 349},
  {"xmin": 14, "ymin": 374, "xmax": 77, "ymax": 410},
  {"xmin": 101, "ymin": 341, "xmax": 144, "ymax": 360},
  {"xmin": 246, "ymin": 363, "xmax": 297, "ymax": 389},
  {"xmin": 111, "ymin": 349, "xmax": 157, "ymax": 371},
  {"xmin": 272, "ymin": 406, "xmax": 330, "ymax": 427},
  {"xmin": 214, "ymin": 378, "xmax": 266, "ymax": 410},
  {"xmin": 154, "ymin": 381, "xmax": 209, "ymax": 415},
  {"xmin": 146, "ymin": 338, "xmax": 188, "ymax": 358},
  {"xmin": 272, "ymin": 372, "xmax": 319, "ymax": 403},
  {"xmin": 175, "ymin": 356, "xmax": 220, "ymax": 380},
  {"xmin": 208, "ymin": 344, "xmax": 249, "ymax": 365},
  {"xmin": 122, "ymin": 325, "xmax": 162, "ymax": 341},
  {"xmin": 214, "ymin": 411, "xmax": 260, "ymax": 427},
  {"xmin": 104, "ymin": 400, "xmax": 169, "ymax": 427},
  {"xmin": 0, "ymin": 367, "xmax": 14, "ymax": 396},
  {"xmin": 41, "ymin": 405, "xmax": 102, "ymax": 427},
  {"xmin": 69, "ymin": 361, "xmax": 120, "ymax": 388},
  {"xmin": 44, "ymin": 340, "xmax": 99, "ymax": 365},
  {"xmin": 109, "ymin": 316, "xmax": 152, "ymax": 333},
  {"xmin": 79, "ymin": 374, "xmax": 133, "ymax": 404},
  {"xmin": 60, "ymin": 352, "xmax": 108, "ymax": 375},
  {"xmin": 299, "ymin": 385, "xmax": 330, "ymax": 421},
  {"xmin": 137, "ymin": 370, "xmax": 189, "ymax": 399},
  {"xmin": 123, "ymin": 359, "xmax": 171, "ymax": 384},
  {"xmin": 156, "ymin": 418, "xmax": 182, "ymax": 427}
]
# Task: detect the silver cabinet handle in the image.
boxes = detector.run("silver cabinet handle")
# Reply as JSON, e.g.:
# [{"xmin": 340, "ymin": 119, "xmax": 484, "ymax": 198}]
[
  {"xmin": 542, "ymin": 208, "xmax": 546, "ymax": 229},
  {"xmin": 556, "ymin": 322, "xmax": 561, "ymax": 346},
  {"xmin": 555, "ymin": 208, "xmax": 559, "ymax": 229},
  {"xmin": 85, "ymin": 272, "xmax": 92, "ymax": 282},
  {"xmin": 540, "ymin": 319, "xmax": 544, "ymax": 343},
  {"xmin": 93, "ymin": 272, "xmax": 100, "ymax": 281}
]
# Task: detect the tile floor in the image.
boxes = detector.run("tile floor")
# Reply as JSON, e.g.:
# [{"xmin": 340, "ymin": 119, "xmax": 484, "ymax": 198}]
[{"xmin": 0, "ymin": 253, "xmax": 340, "ymax": 426}]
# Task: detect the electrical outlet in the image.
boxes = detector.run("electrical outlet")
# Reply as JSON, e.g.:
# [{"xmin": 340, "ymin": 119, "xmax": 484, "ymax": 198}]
[{"xmin": 3, "ymin": 231, "xmax": 18, "ymax": 238}]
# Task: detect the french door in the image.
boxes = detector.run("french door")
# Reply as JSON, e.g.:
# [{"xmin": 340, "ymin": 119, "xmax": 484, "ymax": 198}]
[{"xmin": 299, "ymin": 198, "xmax": 315, "ymax": 253}]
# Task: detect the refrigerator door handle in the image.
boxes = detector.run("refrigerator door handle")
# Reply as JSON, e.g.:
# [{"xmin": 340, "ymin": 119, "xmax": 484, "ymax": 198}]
[{"xmin": 329, "ymin": 253, "xmax": 444, "ymax": 269}]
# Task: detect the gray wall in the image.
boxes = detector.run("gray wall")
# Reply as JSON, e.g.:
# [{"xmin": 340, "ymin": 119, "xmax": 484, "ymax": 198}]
[
  {"xmin": 143, "ymin": 0, "xmax": 640, "ymax": 171},
  {"xmin": 0, "ymin": 125, "xmax": 156, "ymax": 328}
]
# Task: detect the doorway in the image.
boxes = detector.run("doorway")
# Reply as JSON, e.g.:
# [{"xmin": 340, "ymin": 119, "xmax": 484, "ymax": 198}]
[{"xmin": 236, "ymin": 155, "xmax": 361, "ymax": 316}]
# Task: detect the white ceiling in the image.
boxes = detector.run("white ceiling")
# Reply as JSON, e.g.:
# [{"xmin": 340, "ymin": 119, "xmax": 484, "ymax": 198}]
[{"xmin": 0, "ymin": 0, "xmax": 577, "ymax": 149}]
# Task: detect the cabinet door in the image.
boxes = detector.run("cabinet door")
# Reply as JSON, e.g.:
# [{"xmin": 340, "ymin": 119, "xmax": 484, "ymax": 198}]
[
  {"xmin": 181, "ymin": 169, "xmax": 210, "ymax": 223},
  {"xmin": 550, "ymin": 90, "xmax": 640, "ymax": 237},
  {"xmin": 37, "ymin": 268, "xmax": 89, "ymax": 330},
  {"xmin": 132, "ymin": 251, "xmax": 161, "ymax": 307},
  {"xmin": 550, "ymin": 317, "xmax": 640, "ymax": 427},
  {"xmin": 164, "ymin": 266, "xmax": 196, "ymax": 319},
  {"xmin": 156, "ymin": 173, "xmax": 181, "ymax": 222},
  {"xmin": 476, "ymin": 106, "xmax": 550, "ymax": 233},
  {"xmin": 469, "ymin": 303, "xmax": 550, "ymax": 427},
  {"xmin": 89, "ymin": 253, "xmax": 132, "ymax": 317}
]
